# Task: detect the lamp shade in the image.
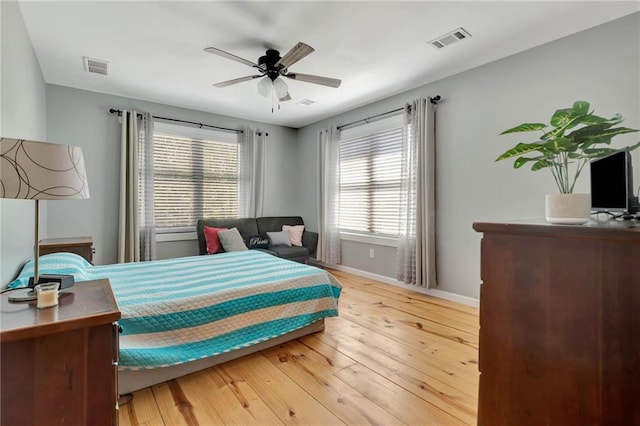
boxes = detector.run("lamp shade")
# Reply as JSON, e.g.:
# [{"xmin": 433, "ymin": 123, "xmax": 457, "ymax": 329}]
[
  {"xmin": 272, "ymin": 78, "xmax": 288, "ymax": 99},
  {"xmin": 257, "ymin": 76, "xmax": 272, "ymax": 98},
  {"xmin": 1, "ymin": 138, "xmax": 90, "ymax": 200}
]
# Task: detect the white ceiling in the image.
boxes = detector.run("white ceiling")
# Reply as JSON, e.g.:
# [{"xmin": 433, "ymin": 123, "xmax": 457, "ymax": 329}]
[{"xmin": 19, "ymin": 1, "xmax": 640, "ymax": 128}]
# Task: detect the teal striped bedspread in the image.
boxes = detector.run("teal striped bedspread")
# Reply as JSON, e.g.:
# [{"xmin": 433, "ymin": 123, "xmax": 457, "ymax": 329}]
[{"xmin": 9, "ymin": 251, "xmax": 342, "ymax": 370}]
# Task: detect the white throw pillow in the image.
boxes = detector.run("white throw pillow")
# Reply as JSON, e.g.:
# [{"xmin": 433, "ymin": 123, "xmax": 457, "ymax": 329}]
[{"xmin": 282, "ymin": 224, "xmax": 305, "ymax": 247}]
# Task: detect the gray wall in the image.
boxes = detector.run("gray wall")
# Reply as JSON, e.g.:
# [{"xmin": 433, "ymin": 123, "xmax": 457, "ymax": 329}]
[
  {"xmin": 1, "ymin": 2, "xmax": 48, "ymax": 285},
  {"xmin": 298, "ymin": 13, "xmax": 640, "ymax": 299},
  {"xmin": 3, "ymin": 8, "xmax": 638, "ymax": 298},
  {"xmin": 45, "ymin": 85, "xmax": 300, "ymax": 264}
]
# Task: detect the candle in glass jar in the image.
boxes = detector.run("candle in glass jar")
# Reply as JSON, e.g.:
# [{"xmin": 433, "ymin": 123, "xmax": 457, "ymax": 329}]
[{"xmin": 35, "ymin": 282, "xmax": 60, "ymax": 309}]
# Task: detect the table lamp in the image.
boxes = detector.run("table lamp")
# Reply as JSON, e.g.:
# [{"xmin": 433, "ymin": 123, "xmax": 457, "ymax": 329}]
[{"xmin": 1, "ymin": 138, "xmax": 90, "ymax": 300}]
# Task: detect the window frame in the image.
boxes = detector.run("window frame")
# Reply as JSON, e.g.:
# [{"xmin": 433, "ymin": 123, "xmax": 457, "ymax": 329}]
[
  {"xmin": 152, "ymin": 122, "xmax": 240, "ymax": 240},
  {"xmin": 337, "ymin": 114, "xmax": 404, "ymax": 243}
]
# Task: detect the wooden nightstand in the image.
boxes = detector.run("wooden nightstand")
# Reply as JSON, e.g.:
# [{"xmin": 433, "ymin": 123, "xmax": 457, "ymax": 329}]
[
  {"xmin": 1, "ymin": 279, "xmax": 121, "ymax": 425},
  {"xmin": 40, "ymin": 236, "xmax": 94, "ymax": 263}
]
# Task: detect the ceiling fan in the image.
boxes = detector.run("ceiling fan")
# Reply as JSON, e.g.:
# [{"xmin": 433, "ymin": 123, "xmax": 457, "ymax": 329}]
[{"xmin": 204, "ymin": 42, "xmax": 341, "ymax": 103}]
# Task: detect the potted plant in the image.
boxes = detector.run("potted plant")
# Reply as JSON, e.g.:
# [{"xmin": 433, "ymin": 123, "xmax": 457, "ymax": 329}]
[{"xmin": 497, "ymin": 101, "xmax": 640, "ymax": 224}]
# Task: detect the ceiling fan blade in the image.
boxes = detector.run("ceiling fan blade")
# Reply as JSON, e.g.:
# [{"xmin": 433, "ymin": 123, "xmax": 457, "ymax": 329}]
[
  {"xmin": 275, "ymin": 42, "xmax": 315, "ymax": 69},
  {"xmin": 285, "ymin": 73, "xmax": 341, "ymax": 88},
  {"xmin": 279, "ymin": 93, "xmax": 292, "ymax": 102},
  {"xmin": 213, "ymin": 75, "xmax": 262, "ymax": 88},
  {"xmin": 204, "ymin": 47, "xmax": 261, "ymax": 68}
]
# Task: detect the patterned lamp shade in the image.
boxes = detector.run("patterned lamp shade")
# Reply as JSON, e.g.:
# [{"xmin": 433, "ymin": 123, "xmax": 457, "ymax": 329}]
[{"xmin": 0, "ymin": 138, "xmax": 90, "ymax": 200}]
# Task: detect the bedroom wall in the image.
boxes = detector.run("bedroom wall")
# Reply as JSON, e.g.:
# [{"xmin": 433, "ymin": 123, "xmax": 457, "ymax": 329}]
[
  {"xmin": 297, "ymin": 12, "xmax": 640, "ymax": 299},
  {"xmin": 1, "ymin": 1, "xmax": 48, "ymax": 285},
  {"xmin": 45, "ymin": 85, "xmax": 300, "ymax": 264}
]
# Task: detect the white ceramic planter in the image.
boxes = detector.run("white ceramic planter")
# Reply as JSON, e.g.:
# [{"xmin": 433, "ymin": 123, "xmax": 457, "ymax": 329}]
[{"xmin": 545, "ymin": 193, "xmax": 591, "ymax": 224}]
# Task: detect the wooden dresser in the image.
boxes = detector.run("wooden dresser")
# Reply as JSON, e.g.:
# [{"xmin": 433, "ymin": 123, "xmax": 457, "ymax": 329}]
[
  {"xmin": 1, "ymin": 279, "xmax": 121, "ymax": 425},
  {"xmin": 473, "ymin": 220, "xmax": 640, "ymax": 425},
  {"xmin": 39, "ymin": 236, "xmax": 94, "ymax": 263}
]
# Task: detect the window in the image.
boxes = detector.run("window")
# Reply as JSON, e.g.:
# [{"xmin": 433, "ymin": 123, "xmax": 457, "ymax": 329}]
[
  {"xmin": 153, "ymin": 122, "xmax": 239, "ymax": 232},
  {"xmin": 338, "ymin": 115, "xmax": 404, "ymax": 237}
]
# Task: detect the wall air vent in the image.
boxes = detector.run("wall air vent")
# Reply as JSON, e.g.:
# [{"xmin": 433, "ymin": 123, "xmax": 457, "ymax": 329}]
[
  {"xmin": 83, "ymin": 57, "xmax": 109, "ymax": 75},
  {"xmin": 428, "ymin": 27, "xmax": 472, "ymax": 50}
]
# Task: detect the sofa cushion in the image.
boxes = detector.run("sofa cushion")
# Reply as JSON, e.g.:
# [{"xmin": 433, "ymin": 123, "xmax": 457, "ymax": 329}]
[
  {"xmin": 197, "ymin": 218, "xmax": 259, "ymax": 255},
  {"xmin": 218, "ymin": 228, "xmax": 248, "ymax": 252},
  {"xmin": 203, "ymin": 226, "xmax": 226, "ymax": 254},
  {"xmin": 254, "ymin": 248, "xmax": 278, "ymax": 257},
  {"xmin": 256, "ymin": 216, "xmax": 304, "ymax": 236},
  {"xmin": 246, "ymin": 235, "xmax": 270, "ymax": 249},
  {"xmin": 283, "ymin": 224, "xmax": 305, "ymax": 247},
  {"xmin": 269, "ymin": 245, "xmax": 310, "ymax": 259},
  {"xmin": 267, "ymin": 231, "xmax": 292, "ymax": 247}
]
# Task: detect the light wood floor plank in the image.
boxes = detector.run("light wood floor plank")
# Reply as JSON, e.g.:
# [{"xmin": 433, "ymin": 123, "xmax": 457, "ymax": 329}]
[
  {"xmin": 339, "ymin": 295, "xmax": 479, "ymax": 352},
  {"xmin": 328, "ymin": 269, "xmax": 479, "ymax": 316},
  {"xmin": 342, "ymin": 283, "xmax": 479, "ymax": 337},
  {"xmin": 262, "ymin": 340, "xmax": 406, "ymax": 426},
  {"xmin": 119, "ymin": 269, "xmax": 479, "ymax": 425},
  {"xmin": 335, "ymin": 364, "xmax": 464, "ymax": 425},
  {"xmin": 220, "ymin": 352, "xmax": 345, "ymax": 425},
  {"xmin": 324, "ymin": 318, "xmax": 479, "ymax": 392},
  {"xmin": 314, "ymin": 325, "xmax": 477, "ymax": 424},
  {"xmin": 118, "ymin": 387, "xmax": 164, "ymax": 426},
  {"xmin": 150, "ymin": 379, "xmax": 212, "ymax": 426},
  {"xmin": 334, "ymin": 305, "xmax": 479, "ymax": 379}
]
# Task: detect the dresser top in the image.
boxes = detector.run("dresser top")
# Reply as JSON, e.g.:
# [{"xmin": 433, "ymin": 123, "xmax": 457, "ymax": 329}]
[
  {"xmin": 1, "ymin": 279, "xmax": 120, "ymax": 342},
  {"xmin": 473, "ymin": 219, "xmax": 640, "ymax": 240}
]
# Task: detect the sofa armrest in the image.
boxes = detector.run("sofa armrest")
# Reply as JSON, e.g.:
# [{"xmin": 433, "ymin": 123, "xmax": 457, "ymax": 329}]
[{"xmin": 302, "ymin": 231, "xmax": 318, "ymax": 257}]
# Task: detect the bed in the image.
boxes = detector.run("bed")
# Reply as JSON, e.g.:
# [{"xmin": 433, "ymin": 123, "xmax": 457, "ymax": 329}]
[{"xmin": 9, "ymin": 250, "xmax": 342, "ymax": 394}]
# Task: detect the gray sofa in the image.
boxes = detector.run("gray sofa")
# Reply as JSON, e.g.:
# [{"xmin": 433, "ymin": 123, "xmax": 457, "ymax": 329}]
[{"xmin": 196, "ymin": 216, "xmax": 318, "ymax": 263}]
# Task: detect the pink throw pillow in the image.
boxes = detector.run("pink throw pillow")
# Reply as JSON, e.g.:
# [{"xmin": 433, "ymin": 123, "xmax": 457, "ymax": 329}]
[
  {"xmin": 282, "ymin": 224, "xmax": 305, "ymax": 247},
  {"xmin": 204, "ymin": 226, "xmax": 226, "ymax": 254}
]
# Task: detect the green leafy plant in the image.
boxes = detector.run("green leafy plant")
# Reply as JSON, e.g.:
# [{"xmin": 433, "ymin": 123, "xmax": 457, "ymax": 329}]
[{"xmin": 497, "ymin": 101, "xmax": 640, "ymax": 193}]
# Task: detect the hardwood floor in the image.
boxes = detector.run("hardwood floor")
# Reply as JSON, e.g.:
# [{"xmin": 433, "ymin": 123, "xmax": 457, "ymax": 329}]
[{"xmin": 118, "ymin": 269, "xmax": 479, "ymax": 425}]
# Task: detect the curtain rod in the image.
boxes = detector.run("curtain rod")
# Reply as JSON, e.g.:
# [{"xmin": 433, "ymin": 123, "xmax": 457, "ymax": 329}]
[
  {"xmin": 108, "ymin": 108, "xmax": 245, "ymax": 134},
  {"xmin": 336, "ymin": 95, "xmax": 441, "ymax": 131}
]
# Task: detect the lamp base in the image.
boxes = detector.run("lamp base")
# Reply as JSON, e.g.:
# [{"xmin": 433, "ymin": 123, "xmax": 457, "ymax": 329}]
[{"xmin": 8, "ymin": 288, "xmax": 37, "ymax": 302}]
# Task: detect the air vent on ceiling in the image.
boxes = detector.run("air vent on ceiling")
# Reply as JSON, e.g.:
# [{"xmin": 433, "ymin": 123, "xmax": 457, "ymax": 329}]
[
  {"xmin": 428, "ymin": 27, "xmax": 472, "ymax": 50},
  {"xmin": 296, "ymin": 99, "xmax": 315, "ymax": 107},
  {"xmin": 83, "ymin": 56, "xmax": 109, "ymax": 75}
]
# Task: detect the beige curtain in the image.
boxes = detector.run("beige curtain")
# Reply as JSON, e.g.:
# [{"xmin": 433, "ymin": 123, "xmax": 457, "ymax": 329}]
[
  {"xmin": 238, "ymin": 128, "xmax": 266, "ymax": 218},
  {"xmin": 397, "ymin": 98, "xmax": 436, "ymax": 288},
  {"xmin": 118, "ymin": 110, "xmax": 155, "ymax": 263},
  {"xmin": 316, "ymin": 128, "xmax": 341, "ymax": 264}
]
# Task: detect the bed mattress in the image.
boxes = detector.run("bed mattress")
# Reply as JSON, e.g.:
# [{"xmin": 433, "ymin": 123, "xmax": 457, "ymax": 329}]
[{"xmin": 9, "ymin": 250, "xmax": 341, "ymax": 370}]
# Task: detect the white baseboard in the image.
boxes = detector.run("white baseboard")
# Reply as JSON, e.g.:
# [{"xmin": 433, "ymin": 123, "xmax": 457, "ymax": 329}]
[{"xmin": 312, "ymin": 260, "xmax": 479, "ymax": 308}]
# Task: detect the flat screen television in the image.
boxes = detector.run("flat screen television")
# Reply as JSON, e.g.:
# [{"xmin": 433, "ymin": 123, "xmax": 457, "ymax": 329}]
[{"xmin": 590, "ymin": 150, "xmax": 638, "ymax": 214}]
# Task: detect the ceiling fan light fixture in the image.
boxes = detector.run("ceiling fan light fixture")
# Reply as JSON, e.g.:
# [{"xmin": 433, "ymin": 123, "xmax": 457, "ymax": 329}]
[
  {"xmin": 273, "ymin": 78, "xmax": 289, "ymax": 99},
  {"xmin": 257, "ymin": 76, "xmax": 272, "ymax": 97},
  {"xmin": 206, "ymin": 42, "xmax": 341, "ymax": 107}
]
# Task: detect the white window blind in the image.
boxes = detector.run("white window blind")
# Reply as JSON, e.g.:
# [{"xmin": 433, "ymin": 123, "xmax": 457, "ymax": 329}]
[
  {"xmin": 338, "ymin": 114, "xmax": 404, "ymax": 237},
  {"xmin": 153, "ymin": 122, "xmax": 239, "ymax": 230}
]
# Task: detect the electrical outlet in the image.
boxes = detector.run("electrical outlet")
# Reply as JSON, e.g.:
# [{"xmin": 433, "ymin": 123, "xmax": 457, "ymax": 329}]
[{"xmin": 369, "ymin": 248, "xmax": 375, "ymax": 258}]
